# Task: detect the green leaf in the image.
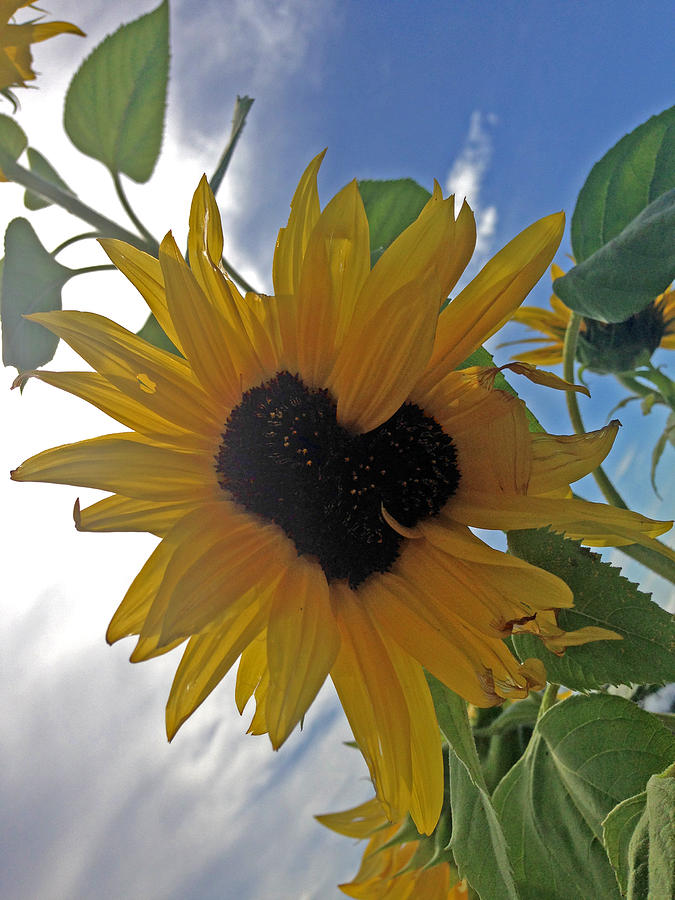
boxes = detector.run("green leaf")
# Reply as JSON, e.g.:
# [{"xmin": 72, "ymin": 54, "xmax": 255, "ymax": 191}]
[
  {"xmin": 571, "ymin": 106, "xmax": 675, "ymax": 263},
  {"xmin": 63, "ymin": 1, "xmax": 169, "ymax": 182},
  {"xmin": 634, "ymin": 766, "xmax": 675, "ymax": 900},
  {"xmin": 0, "ymin": 113, "xmax": 27, "ymax": 176},
  {"xmin": 24, "ymin": 148, "xmax": 76, "ymax": 211},
  {"xmin": 427, "ymin": 675, "xmax": 520, "ymax": 899},
  {"xmin": 554, "ymin": 189, "xmax": 675, "ymax": 322},
  {"xmin": 603, "ymin": 792, "xmax": 647, "ymax": 894},
  {"xmin": 358, "ymin": 178, "xmax": 430, "ymax": 266},
  {"xmin": 620, "ymin": 765, "xmax": 675, "ymax": 900},
  {"xmin": 508, "ymin": 529, "xmax": 675, "ymax": 692},
  {"xmin": 1, "ymin": 219, "xmax": 72, "ymax": 371},
  {"xmin": 493, "ymin": 694, "xmax": 675, "ymax": 900},
  {"xmin": 473, "ymin": 694, "xmax": 541, "ymax": 738}
]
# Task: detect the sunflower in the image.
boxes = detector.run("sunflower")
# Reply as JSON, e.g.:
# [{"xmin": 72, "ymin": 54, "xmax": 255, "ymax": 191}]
[
  {"xmin": 11, "ymin": 153, "xmax": 671, "ymax": 833},
  {"xmin": 0, "ymin": 2, "xmax": 83, "ymax": 96},
  {"xmin": 317, "ymin": 796, "xmax": 465, "ymax": 899},
  {"xmin": 507, "ymin": 263, "xmax": 675, "ymax": 373}
]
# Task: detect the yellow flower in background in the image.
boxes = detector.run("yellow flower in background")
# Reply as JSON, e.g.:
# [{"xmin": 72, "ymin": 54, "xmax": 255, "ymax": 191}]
[
  {"xmin": 0, "ymin": 1, "xmax": 83, "ymax": 94},
  {"xmin": 317, "ymin": 797, "xmax": 466, "ymax": 899},
  {"xmin": 11, "ymin": 153, "xmax": 671, "ymax": 832},
  {"xmin": 507, "ymin": 263, "xmax": 675, "ymax": 373}
]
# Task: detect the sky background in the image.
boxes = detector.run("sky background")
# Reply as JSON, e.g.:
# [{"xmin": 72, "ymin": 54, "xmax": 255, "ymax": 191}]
[{"xmin": 1, "ymin": 2, "xmax": 674, "ymax": 898}]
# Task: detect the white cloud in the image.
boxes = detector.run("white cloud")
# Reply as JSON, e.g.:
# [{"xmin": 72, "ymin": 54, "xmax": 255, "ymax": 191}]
[{"xmin": 446, "ymin": 110, "xmax": 499, "ymax": 262}]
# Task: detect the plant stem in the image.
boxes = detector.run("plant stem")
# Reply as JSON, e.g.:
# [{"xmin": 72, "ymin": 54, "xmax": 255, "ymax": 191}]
[
  {"xmin": 562, "ymin": 312, "xmax": 675, "ymax": 586},
  {"xmin": 72, "ymin": 264, "xmax": 117, "ymax": 276},
  {"xmin": 538, "ymin": 683, "xmax": 561, "ymax": 718},
  {"xmin": 616, "ymin": 373, "xmax": 658, "ymax": 400},
  {"xmin": 210, "ymin": 95, "xmax": 254, "ymax": 196},
  {"xmin": 112, "ymin": 171, "xmax": 158, "ymax": 250},
  {"xmin": 52, "ymin": 231, "xmax": 102, "ymax": 256},
  {"xmin": 0, "ymin": 153, "xmax": 154, "ymax": 252}
]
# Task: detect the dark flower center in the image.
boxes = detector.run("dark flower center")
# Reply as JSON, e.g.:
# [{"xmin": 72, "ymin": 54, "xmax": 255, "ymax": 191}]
[{"xmin": 216, "ymin": 372, "xmax": 460, "ymax": 588}]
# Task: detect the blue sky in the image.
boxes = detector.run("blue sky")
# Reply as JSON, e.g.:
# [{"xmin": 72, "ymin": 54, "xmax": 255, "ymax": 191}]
[{"xmin": 1, "ymin": 2, "xmax": 673, "ymax": 898}]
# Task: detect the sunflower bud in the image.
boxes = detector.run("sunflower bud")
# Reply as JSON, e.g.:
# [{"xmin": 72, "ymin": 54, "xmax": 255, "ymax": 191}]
[{"xmin": 576, "ymin": 302, "xmax": 667, "ymax": 374}]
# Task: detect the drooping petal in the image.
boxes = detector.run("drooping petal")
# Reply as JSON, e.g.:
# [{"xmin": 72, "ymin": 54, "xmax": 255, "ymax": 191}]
[
  {"xmin": 74, "ymin": 495, "xmax": 195, "ymax": 537},
  {"xmin": 11, "ymin": 432, "xmax": 220, "ymax": 503},
  {"xmin": 265, "ymin": 556, "xmax": 339, "ymax": 749},
  {"xmin": 294, "ymin": 180, "xmax": 370, "ymax": 385},
  {"xmin": 363, "ymin": 570, "xmax": 545, "ymax": 707},
  {"xmin": 449, "ymin": 490, "xmax": 672, "ymax": 547},
  {"xmin": 419, "ymin": 212, "xmax": 565, "ymax": 390},
  {"xmin": 24, "ymin": 310, "xmax": 220, "ymax": 435},
  {"xmin": 273, "ymin": 150, "xmax": 326, "ymax": 295},
  {"xmin": 330, "ymin": 582, "xmax": 413, "ymax": 823},
  {"xmin": 315, "ymin": 798, "xmax": 388, "ymax": 839},
  {"xmin": 527, "ymin": 422, "xmax": 619, "ymax": 494}
]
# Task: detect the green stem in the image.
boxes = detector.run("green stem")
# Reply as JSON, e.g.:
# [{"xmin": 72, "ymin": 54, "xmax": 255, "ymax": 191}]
[
  {"xmin": 616, "ymin": 373, "xmax": 659, "ymax": 400},
  {"xmin": 112, "ymin": 171, "xmax": 158, "ymax": 251},
  {"xmin": 0, "ymin": 153, "xmax": 153, "ymax": 252},
  {"xmin": 210, "ymin": 95, "xmax": 254, "ymax": 196},
  {"xmin": 563, "ymin": 313, "xmax": 628, "ymax": 509},
  {"xmin": 642, "ymin": 362, "xmax": 675, "ymax": 410},
  {"xmin": 563, "ymin": 312, "xmax": 675, "ymax": 586},
  {"xmin": 71, "ymin": 264, "xmax": 117, "ymax": 276},
  {"xmin": 538, "ymin": 683, "xmax": 561, "ymax": 718},
  {"xmin": 52, "ymin": 231, "xmax": 102, "ymax": 256}
]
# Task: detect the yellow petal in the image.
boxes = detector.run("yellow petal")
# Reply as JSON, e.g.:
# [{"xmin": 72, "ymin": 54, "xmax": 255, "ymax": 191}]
[
  {"xmin": 165, "ymin": 600, "xmax": 271, "ymax": 741},
  {"xmin": 235, "ymin": 631, "xmax": 267, "ymax": 714},
  {"xmin": 449, "ymin": 490, "xmax": 672, "ymax": 548},
  {"xmin": 139, "ymin": 504, "xmax": 295, "ymax": 649},
  {"xmin": 187, "ymin": 174, "xmax": 224, "ymax": 274},
  {"xmin": 159, "ymin": 231, "xmax": 251, "ymax": 407},
  {"xmin": 74, "ymin": 495, "xmax": 195, "ymax": 537},
  {"xmin": 495, "ymin": 361, "xmax": 590, "ymax": 397},
  {"xmin": 315, "ymin": 798, "xmax": 388, "ymax": 839},
  {"xmin": 11, "ymin": 432, "xmax": 219, "ymax": 502},
  {"xmin": 420, "ymin": 212, "xmax": 565, "ymax": 390},
  {"xmin": 448, "ymin": 387, "xmax": 532, "ymax": 496},
  {"xmin": 15, "ymin": 369, "xmax": 199, "ymax": 446},
  {"xmin": 295, "ymin": 180, "xmax": 370, "ymax": 385},
  {"xmin": 25, "ymin": 21, "xmax": 86, "ymax": 43},
  {"xmin": 265, "ymin": 556, "xmax": 339, "ymax": 748},
  {"xmin": 273, "ymin": 150, "xmax": 326, "ymax": 295},
  {"xmin": 99, "ymin": 239, "xmax": 182, "ymax": 353},
  {"xmin": 24, "ymin": 310, "xmax": 219, "ymax": 435},
  {"xmin": 329, "ymin": 269, "xmax": 441, "ymax": 432},
  {"xmin": 364, "ymin": 571, "xmax": 544, "ymax": 707},
  {"xmin": 383, "ymin": 636, "xmax": 443, "ymax": 834},
  {"xmin": 331, "ymin": 582, "xmax": 413, "ymax": 822},
  {"xmin": 359, "ymin": 188, "xmax": 475, "ymax": 312},
  {"xmin": 528, "ymin": 421, "xmax": 619, "ymax": 494},
  {"xmin": 107, "ymin": 535, "xmax": 174, "ymax": 643}
]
